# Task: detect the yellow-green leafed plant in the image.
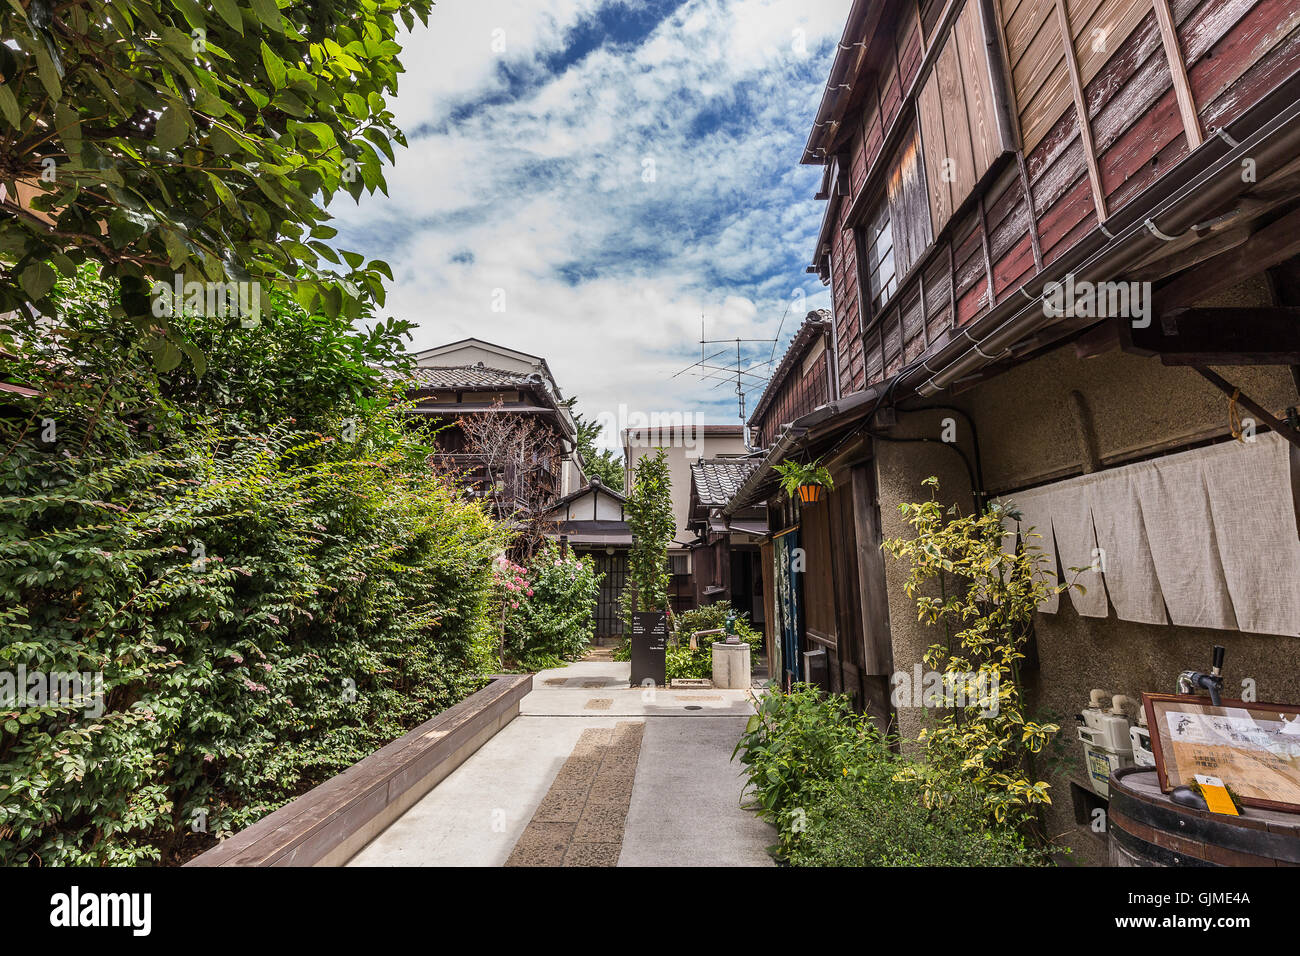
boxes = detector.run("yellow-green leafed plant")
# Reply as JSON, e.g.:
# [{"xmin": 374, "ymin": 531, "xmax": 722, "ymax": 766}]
[{"xmin": 881, "ymin": 477, "xmax": 1076, "ymax": 828}]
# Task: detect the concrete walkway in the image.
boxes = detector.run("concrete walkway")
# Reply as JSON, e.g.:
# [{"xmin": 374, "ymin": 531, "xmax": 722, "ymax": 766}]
[{"xmin": 347, "ymin": 660, "xmax": 775, "ymax": 867}]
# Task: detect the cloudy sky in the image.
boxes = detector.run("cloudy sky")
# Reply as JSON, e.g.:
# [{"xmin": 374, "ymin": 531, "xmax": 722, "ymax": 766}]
[{"xmin": 330, "ymin": 0, "xmax": 850, "ymax": 447}]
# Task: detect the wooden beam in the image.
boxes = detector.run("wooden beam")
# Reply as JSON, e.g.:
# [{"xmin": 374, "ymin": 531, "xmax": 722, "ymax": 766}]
[
  {"xmin": 1122, "ymin": 307, "xmax": 1300, "ymax": 364},
  {"xmin": 1156, "ymin": 206, "xmax": 1300, "ymax": 312},
  {"xmin": 1152, "ymin": 0, "xmax": 1203, "ymax": 150},
  {"xmin": 851, "ymin": 464, "xmax": 893, "ymax": 676},
  {"xmin": 1193, "ymin": 367, "xmax": 1300, "ymax": 450},
  {"xmin": 1055, "ymin": 0, "xmax": 1108, "ymax": 221}
]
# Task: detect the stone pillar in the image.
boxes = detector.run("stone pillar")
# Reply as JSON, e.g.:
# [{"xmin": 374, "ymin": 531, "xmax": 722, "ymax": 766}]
[{"xmin": 711, "ymin": 642, "xmax": 751, "ymax": 690}]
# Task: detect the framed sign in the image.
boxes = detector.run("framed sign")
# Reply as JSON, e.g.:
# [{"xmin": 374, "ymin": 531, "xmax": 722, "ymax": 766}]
[
  {"xmin": 628, "ymin": 611, "xmax": 667, "ymax": 688},
  {"xmin": 1142, "ymin": 693, "xmax": 1300, "ymax": 812}
]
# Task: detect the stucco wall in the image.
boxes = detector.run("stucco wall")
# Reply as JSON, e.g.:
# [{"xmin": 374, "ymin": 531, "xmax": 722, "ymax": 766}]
[{"xmin": 873, "ymin": 340, "xmax": 1300, "ymax": 864}]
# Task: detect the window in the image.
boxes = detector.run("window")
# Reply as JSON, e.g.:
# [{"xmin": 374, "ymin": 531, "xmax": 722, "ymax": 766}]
[
  {"xmin": 865, "ymin": 200, "xmax": 896, "ymax": 312},
  {"xmin": 668, "ymin": 553, "xmax": 689, "ymax": 576}
]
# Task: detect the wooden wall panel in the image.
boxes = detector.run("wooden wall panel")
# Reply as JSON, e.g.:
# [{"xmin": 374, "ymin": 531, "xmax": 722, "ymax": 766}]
[
  {"xmin": 1004, "ymin": 0, "xmax": 1071, "ymax": 151},
  {"xmin": 887, "ymin": 128, "xmax": 935, "ymax": 278},
  {"xmin": 1186, "ymin": 0, "xmax": 1300, "ymax": 125},
  {"xmin": 883, "ymin": 305, "xmax": 904, "ymax": 376},
  {"xmin": 917, "ymin": 0, "xmax": 1013, "ymax": 234},
  {"xmin": 800, "ymin": 500, "xmax": 837, "ymax": 640},
  {"xmin": 923, "ymin": 251, "xmax": 955, "ymax": 342},
  {"xmin": 900, "ymin": 285, "xmax": 927, "ymax": 362},
  {"xmin": 957, "ymin": 0, "xmax": 1005, "ymax": 172},
  {"xmin": 1098, "ymin": 85, "xmax": 1187, "ymax": 211},
  {"xmin": 897, "ymin": 1, "xmax": 925, "ymax": 90},
  {"xmin": 1072, "ymin": 0, "xmax": 1152, "ymax": 87},
  {"xmin": 753, "ymin": 346, "xmax": 832, "ymax": 448},
  {"xmin": 830, "ymin": 197, "xmax": 865, "ymax": 396},
  {"xmin": 1199, "ymin": 16, "xmax": 1300, "ymax": 131},
  {"xmin": 917, "ymin": 73, "xmax": 953, "ymax": 232}
]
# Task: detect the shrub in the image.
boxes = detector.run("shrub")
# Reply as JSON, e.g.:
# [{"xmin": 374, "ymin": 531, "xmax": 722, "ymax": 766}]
[
  {"xmin": 881, "ymin": 476, "xmax": 1072, "ymax": 826},
  {"xmin": 732, "ymin": 684, "xmax": 878, "ymax": 841},
  {"xmin": 499, "ymin": 547, "xmax": 601, "ymax": 670},
  {"xmin": 609, "ymin": 601, "xmax": 761, "ymax": 681},
  {"xmin": 733, "ymin": 684, "xmax": 1053, "ymax": 866},
  {"xmin": 788, "ymin": 772, "xmax": 1052, "ymax": 867},
  {"xmin": 0, "ymin": 266, "xmax": 506, "ymax": 865}
]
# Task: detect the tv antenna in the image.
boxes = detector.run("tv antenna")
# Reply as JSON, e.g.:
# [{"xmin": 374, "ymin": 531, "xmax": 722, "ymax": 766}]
[{"xmin": 672, "ymin": 315, "xmax": 778, "ymax": 448}]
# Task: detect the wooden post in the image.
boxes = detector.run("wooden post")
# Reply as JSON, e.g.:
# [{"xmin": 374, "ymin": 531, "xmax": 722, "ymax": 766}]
[
  {"xmin": 1055, "ymin": 0, "xmax": 1109, "ymax": 222},
  {"xmin": 1152, "ymin": 0, "xmax": 1203, "ymax": 149}
]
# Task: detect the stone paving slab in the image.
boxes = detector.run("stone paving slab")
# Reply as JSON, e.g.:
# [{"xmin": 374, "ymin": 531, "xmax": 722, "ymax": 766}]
[{"xmin": 347, "ymin": 661, "xmax": 773, "ymax": 867}]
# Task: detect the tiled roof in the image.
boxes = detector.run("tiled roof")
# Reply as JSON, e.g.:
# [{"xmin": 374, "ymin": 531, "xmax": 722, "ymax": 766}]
[
  {"xmin": 691, "ymin": 457, "xmax": 758, "ymax": 507},
  {"xmin": 407, "ymin": 364, "xmax": 541, "ymax": 390}
]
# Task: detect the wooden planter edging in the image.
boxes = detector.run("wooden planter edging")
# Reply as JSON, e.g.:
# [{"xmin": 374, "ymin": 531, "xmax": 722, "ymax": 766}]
[{"xmin": 186, "ymin": 673, "xmax": 533, "ymax": 867}]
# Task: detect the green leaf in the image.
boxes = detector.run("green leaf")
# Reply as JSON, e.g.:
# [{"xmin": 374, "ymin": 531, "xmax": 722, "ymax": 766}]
[
  {"xmin": 0, "ymin": 82, "xmax": 20, "ymax": 127},
  {"xmin": 169, "ymin": 0, "xmax": 205, "ymax": 31},
  {"xmin": 250, "ymin": 0, "xmax": 281, "ymax": 33},
  {"xmin": 55, "ymin": 103, "xmax": 81, "ymax": 165},
  {"xmin": 260, "ymin": 40, "xmax": 286, "ymax": 89},
  {"xmin": 20, "ymin": 261, "xmax": 56, "ymax": 300},
  {"xmin": 155, "ymin": 104, "xmax": 190, "ymax": 151},
  {"xmin": 33, "ymin": 43, "xmax": 61, "ymax": 101},
  {"xmin": 210, "ymin": 0, "xmax": 243, "ymax": 33}
]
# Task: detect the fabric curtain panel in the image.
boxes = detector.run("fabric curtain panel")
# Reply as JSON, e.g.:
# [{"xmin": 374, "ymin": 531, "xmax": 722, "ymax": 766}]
[
  {"xmin": 1084, "ymin": 470, "xmax": 1167, "ymax": 626},
  {"xmin": 1129, "ymin": 451, "xmax": 1239, "ymax": 632},
  {"xmin": 996, "ymin": 433, "xmax": 1300, "ymax": 638},
  {"xmin": 1049, "ymin": 486, "xmax": 1108, "ymax": 619},
  {"xmin": 999, "ymin": 485, "xmax": 1061, "ymax": 614},
  {"xmin": 1200, "ymin": 434, "xmax": 1300, "ymax": 637}
]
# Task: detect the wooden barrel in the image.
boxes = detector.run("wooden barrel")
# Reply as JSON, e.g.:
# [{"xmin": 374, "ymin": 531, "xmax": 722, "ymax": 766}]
[{"xmin": 1108, "ymin": 767, "xmax": 1300, "ymax": 866}]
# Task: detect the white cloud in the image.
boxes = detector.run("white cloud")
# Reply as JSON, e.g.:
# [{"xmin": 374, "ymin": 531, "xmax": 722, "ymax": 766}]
[{"xmin": 332, "ymin": 0, "xmax": 848, "ymax": 435}]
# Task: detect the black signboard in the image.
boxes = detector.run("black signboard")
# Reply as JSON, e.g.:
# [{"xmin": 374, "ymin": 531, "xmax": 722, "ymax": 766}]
[{"xmin": 629, "ymin": 611, "xmax": 668, "ymax": 687}]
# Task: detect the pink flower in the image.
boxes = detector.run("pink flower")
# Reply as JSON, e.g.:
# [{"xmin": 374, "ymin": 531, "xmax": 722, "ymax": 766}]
[{"xmin": 510, "ymin": 601, "xmax": 519, "ymax": 609}]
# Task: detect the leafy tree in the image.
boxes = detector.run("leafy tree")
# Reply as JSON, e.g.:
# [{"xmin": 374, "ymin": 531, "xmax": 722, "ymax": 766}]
[
  {"xmin": 565, "ymin": 402, "xmax": 624, "ymax": 490},
  {"xmin": 622, "ymin": 447, "xmax": 674, "ymax": 631},
  {"xmin": 0, "ymin": 0, "xmax": 432, "ymax": 365}
]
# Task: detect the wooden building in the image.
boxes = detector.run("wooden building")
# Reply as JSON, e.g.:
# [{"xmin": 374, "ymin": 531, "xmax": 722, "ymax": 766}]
[
  {"xmin": 728, "ymin": 0, "xmax": 1300, "ymax": 861},
  {"xmin": 685, "ymin": 456, "xmax": 769, "ymax": 628},
  {"xmin": 404, "ymin": 338, "xmax": 585, "ymax": 514},
  {"xmin": 541, "ymin": 478, "xmax": 633, "ymax": 643}
]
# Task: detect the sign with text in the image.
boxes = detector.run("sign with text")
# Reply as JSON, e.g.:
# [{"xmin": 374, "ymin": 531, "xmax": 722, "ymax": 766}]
[{"xmin": 629, "ymin": 611, "xmax": 668, "ymax": 687}]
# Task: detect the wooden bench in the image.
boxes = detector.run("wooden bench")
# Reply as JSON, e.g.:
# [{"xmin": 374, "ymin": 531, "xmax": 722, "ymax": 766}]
[{"xmin": 186, "ymin": 673, "xmax": 533, "ymax": 867}]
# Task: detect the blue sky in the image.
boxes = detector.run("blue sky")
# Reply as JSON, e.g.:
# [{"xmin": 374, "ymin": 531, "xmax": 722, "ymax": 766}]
[{"xmin": 330, "ymin": 0, "xmax": 851, "ymax": 446}]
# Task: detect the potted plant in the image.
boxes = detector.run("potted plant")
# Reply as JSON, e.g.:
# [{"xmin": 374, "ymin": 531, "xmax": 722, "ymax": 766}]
[{"xmin": 774, "ymin": 457, "xmax": 834, "ymax": 504}]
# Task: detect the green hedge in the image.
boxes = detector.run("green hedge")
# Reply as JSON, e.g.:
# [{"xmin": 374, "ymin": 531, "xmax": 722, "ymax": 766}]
[{"xmin": 0, "ymin": 267, "xmax": 505, "ymax": 865}]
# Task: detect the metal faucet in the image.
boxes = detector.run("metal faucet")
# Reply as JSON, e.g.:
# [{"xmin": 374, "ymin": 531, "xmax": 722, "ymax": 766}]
[{"xmin": 1178, "ymin": 645, "xmax": 1226, "ymax": 706}]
